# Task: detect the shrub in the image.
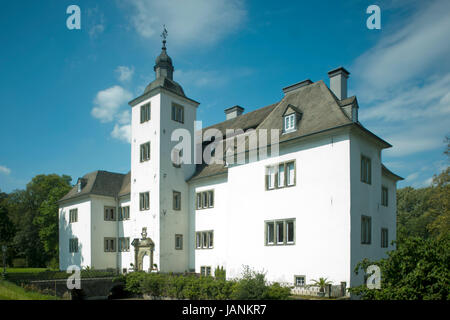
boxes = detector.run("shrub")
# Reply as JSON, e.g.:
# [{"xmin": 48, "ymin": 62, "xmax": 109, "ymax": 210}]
[
  {"xmin": 142, "ymin": 273, "xmax": 166, "ymax": 297},
  {"xmin": 231, "ymin": 266, "xmax": 268, "ymax": 300},
  {"xmin": 123, "ymin": 267, "xmax": 291, "ymax": 300},
  {"xmin": 264, "ymin": 282, "xmax": 292, "ymax": 300},
  {"xmin": 124, "ymin": 271, "xmax": 147, "ymax": 295},
  {"xmin": 214, "ymin": 266, "xmax": 226, "ymax": 280},
  {"xmin": 12, "ymin": 258, "xmax": 27, "ymax": 268},
  {"xmin": 181, "ymin": 275, "xmax": 204, "ymax": 299}
]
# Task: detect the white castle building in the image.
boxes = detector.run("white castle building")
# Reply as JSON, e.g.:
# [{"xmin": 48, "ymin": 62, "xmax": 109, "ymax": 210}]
[{"xmin": 58, "ymin": 40, "xmax": 402, "ymax": 289}]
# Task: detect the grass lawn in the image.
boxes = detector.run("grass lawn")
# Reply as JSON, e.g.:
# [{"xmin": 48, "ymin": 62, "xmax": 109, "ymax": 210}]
[{"xmin": 0, "ymin": 280, "xmax": 59, "ymax": 300}]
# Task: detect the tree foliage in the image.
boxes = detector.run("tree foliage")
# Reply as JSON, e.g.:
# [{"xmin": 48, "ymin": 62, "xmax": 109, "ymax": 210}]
[
  {"xmin": 5, "ymin": 174, "xmax": 71, "ymax": 267},
  {"xmin": 349, "ymin": 236, "xmax": 449, "ymax": 299},
  {"xmin": 0, "ymin": 190, "xmax": 15, "ymax": 245},
  {"xmin": 397, "ymin": 168, "xmax": 449, "ymax": 241}
]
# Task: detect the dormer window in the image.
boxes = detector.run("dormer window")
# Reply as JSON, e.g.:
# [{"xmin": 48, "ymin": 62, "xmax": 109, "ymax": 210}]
[
  {"xmin": 76, "ymin": 178, "xmax": 86, "ymax": 193},
  {"xmin": 282, "ymin": 104, "xmax": 302, "ymax": 133},
  {"xmin": 284, "ymin": 114, "xmax": 296, "ymax": 132}
]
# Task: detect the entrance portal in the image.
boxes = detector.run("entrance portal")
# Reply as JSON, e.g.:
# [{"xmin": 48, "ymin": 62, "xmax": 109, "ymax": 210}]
[{"xmin": 131, "ymin": 229, "xmax": 155, "ymax": 272}]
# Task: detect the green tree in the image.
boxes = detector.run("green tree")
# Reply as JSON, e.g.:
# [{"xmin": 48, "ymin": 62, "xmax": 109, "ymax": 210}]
[
  {"xmin": 7, "ymin": 174, "xmax": 71, "ymax": 267},
  {"xmin": 350, "ymin": 237, "xmax": 449, "ymax": 300},
  {"xmin": 0, "ymin": 190, "xmax": 15, "ymax": 245},
  {"xmin": 35, "ymin": 180, "xmax": 72, "ymax": 267},
  {"xmin": 426, "ymin": 168, "xmax": 449, "ymax": 240},
  {"xmin": 396, "ymin": 168, "xmax": 449, "ymax": 241},
  {"xmin": 309, "ymin": 277, "xmax": 332, "ymax": 293}
]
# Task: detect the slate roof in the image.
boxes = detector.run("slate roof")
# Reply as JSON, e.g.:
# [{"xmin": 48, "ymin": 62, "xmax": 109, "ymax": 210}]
[
  {"xmin": 143, "ymin": 76, "xmax": 186, "ymax": 98},
  {"xmin": 188, "ymin": 80, "xmax": 392, "ymax": 182},
  {"xmin": 59, "ymin": 170, "xmax": 130, "ymax": 203},
  {"xmin": 203, "ymin": 102, "xmax": 278, "ymax": 135},
  {"xmin": 118, "ymin": 171, "xmax": 131, "ymax": 197}
]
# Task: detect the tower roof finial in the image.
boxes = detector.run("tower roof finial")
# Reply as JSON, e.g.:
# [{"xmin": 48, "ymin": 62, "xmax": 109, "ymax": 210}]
[{"xmin": 161, "ymin": 25, "xmax": 168, "ymax": 50}]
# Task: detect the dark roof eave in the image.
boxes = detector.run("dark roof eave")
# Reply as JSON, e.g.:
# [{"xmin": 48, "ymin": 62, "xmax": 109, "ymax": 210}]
[
  {"xmin": 58, "ymin": 191, "xmax": 119, "ymax": 204},
  {"xmin": 187, "ymin": 170, "xmax": 228, "ymax": 183},
  {"xmin": 129, "ymin": 86, "xmax": 200, "ymax": 107},
  {"xmin": 352, "ymin": 123, "xmax": 392, "ymax": 149},
  {"xmin": 382, "ymin": 164, "xmax": 404, "ymax": 181},
  {"xmin": 58, "ymin": 193, "xmax": 91, "ymax": 204}
]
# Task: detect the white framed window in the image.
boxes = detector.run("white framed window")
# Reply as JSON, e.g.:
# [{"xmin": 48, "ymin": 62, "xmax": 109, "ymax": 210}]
[
  {"xmin": 295, "ymin": 275, "xmax": 305, "ymax": 287},
  {"xmin": 286, "ymin": 220, "xmax": 295, "ymax": 244},
  {"xmin": 361, "ymin": 216, "xmax": 372, "ymax": 244},
  {"xmin": 69, "ymin": 208, "xmax": 78, "ymax": 223},
  {"xmin": 69, "ymin": 238, "xmax": 78, "ymax": 253},
  {"xmin": 266, "ymin": 160, "xmax": 296, "ymax": 190},
  {"xmin": 140, "ymin": 192, "xmax": 150, "ymax": 211},
  {"xmin": 267, "ymin": 166, "xmax": 275, "ymax": 189},
  {"xmin": 195, "ymin": 190, "xmax": 215, "ymax": 210},
  {"xmin": 278, "ymin": 164, "xmax": 285, "ymax": 188},
  {"xmin": 140, "ymin": 103, "xmax": 151, "ymax": 123},
  {"xmin": 381, "ymin": 228, "xmax": 388, "ymax": 248},
  {"xmin": 104, "ymin": 207, "xmax": 116, "ymax": 221},
  {"xmin": 119, "ymin": 206, "xmax": 130, "ymax": 221},
  {"xmin": 381, "ymin": 186, "xmax": 388, "ymax": 207},
  {"xmin": 361, "ymin": 155, "xmax": 372, "ymax": 184},
  {"xmin": 196, "ymin": 193, "xmax": 202, "ymax": 210},
  {"xmin": 171, "ymin": 104, "xmax": 184, "ymax": 123},
  {"xmin": 284, "ymin": 114, "xmax": 296, "ymax": 132},
  {"xmin": 104, "ymin": 237, "xmax": 116, "ymax": 252},
  {"xmin": 208, "ymin": 231, "xmax": 214, "ymax": 248},
  {"xmin": 175, "ymin": 234, "xmax": 183, "ymax": 250},
  {"xmin": 287, "ymin": 161, "xmax": 295, "ymax": 186},
  {"xmin": 200, "ymin": 266, "xmax": 211, "ymax": 277},
  {"xmin": 202, "ymin": 232, "xmax": 207, "ymax": 248},
  {"xmin": 276, "ymin": 221, "xmax": 284, "ymax": 244},
  {"xmin": 208, "ymin": 191, "xmax": 214, "ymax": 208},
  {"xmin": 118, "ymin": 237, "xmax": 130, "ymax": 252},
  {"xmin": 267, "ymin": 222, "xmax": 274, "ymax": 245},
  {"xmin": 196, "ymin": 231, "xmax": 214, "ymax": 249},
  {"xmin": 196, "ymin": 232, "xmax": 201, "ymax": 249},
  {"xmin": 140, "ymin": 142, "xmax": 151, "ymax": 162},
  {"xmin": 265, "ymin": 219, "xmax": 295, "ymax": 246},
  {"xmin": 173, "ymin": 191, "xmax": 181, "ymax": 211}
]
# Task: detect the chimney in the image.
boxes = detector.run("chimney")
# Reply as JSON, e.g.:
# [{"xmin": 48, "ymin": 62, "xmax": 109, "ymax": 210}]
[
  {"xmin": 224, "ymin": 105, "xmax": 244, "ymax": 120},
  {"xmin": 282, "ymin": 79, "xmax": 313, "ymax": 95},
  {"xmin": 328, "ymin": 67, "xmax": 350, "ymax": 100}
]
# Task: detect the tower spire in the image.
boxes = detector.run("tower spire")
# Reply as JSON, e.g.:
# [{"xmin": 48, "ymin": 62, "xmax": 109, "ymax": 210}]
[
  {"xmin": 161, "ymin": 25, "xmax": 168, "ymax": 50},
  {"xmin": 154, "ymin": 25, "xmax": 173, "ymax": 80}
]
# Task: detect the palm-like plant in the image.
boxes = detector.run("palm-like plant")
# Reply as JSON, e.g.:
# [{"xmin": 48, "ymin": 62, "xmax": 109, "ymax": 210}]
[{"xmin": 309, "ymin": 277, "xmax": 332, "ymax": 293}]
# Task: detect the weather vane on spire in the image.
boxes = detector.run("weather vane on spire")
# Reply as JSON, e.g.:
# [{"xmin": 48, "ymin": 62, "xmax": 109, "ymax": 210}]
[{"xmin": 161, "ymin": 25, "xmax": 168, "ymax": 49}]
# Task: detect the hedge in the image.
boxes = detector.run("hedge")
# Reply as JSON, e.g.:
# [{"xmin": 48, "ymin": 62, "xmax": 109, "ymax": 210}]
[{"xmin": 123, "ymin": 267, "xmax": 291, "ymax": 300}]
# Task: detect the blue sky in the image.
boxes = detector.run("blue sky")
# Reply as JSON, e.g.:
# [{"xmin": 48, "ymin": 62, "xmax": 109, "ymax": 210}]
[{"xmin": 0, "ymin": 0, "xmax": 449, "ymax": 192}]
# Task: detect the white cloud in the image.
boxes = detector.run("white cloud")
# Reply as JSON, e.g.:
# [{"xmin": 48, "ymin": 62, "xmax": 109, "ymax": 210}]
[
  {"xmin": 0, "ymin": 165, "xmax": 11, "ymax": 175},
  {"xmin": 405, "ymin": 172, "xmax": 419, "ymax": 183},
  {"xmin": 125, "ymin": 0, "xmax": 246, "ymax": 47},
  {"xmin": 111, "ymin": 124, "xmax": 131, "ymax": 143},
  {"xmin": 353, "ymin": 0, "xmax": 450, "ymax": 100},
  {"xmin": 87, "ymin": 7, "xmax": 105, "ymax": 39},
  {"xmin": 352, "ymin": 0, "xmax": 450, "ymax": 158},
  {"xmin": 115, "ymin": 66, "xmax": 135, "ymax": 82},
  {"xmin": 111, "ymin": 110, "xmax": 131, "ymax": 143},
  {"xmin": 91, "ymin": 86, "xmax": 133, "ymax": 123},
  {"xmin": 116, "ymin": 110, "xmax": 131, "ymax": 125},
  {"xmin": 360, "ymin": 74, "xmax": 450, "ymax": 122}
]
